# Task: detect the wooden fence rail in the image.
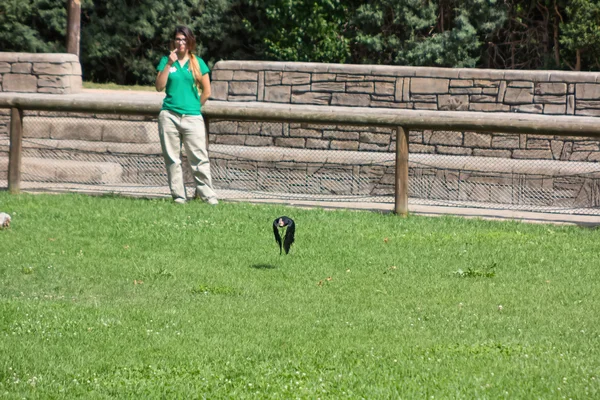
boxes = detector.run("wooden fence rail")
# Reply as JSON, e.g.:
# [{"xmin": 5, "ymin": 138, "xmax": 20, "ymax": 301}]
[{"xmin": 3, "ymin": 93, "xmax": 600, "ymax": 216}]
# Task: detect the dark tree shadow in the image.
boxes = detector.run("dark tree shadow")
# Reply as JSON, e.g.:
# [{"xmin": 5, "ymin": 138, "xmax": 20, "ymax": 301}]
[{"xmin": 250, "ymin": 264, "xmax": 278, "ymax": 270}]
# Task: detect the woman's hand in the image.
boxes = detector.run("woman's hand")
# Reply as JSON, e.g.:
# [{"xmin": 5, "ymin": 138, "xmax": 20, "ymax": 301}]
[
  {"xmin": 155, "ymin": 50, "xmax": 176, "ymax": 92},
  {"xmin": 167, "ymin": 49, "xmax": 177, "ymax": 66}
]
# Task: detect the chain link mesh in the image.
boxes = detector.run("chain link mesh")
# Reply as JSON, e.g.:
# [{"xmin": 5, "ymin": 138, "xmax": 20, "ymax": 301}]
[{"xmin": 2, "ymin": 109, "xmax": 600, "ymax": 215}]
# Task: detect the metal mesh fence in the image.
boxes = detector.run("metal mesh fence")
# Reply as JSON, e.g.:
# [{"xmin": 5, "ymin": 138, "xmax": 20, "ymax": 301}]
[
  {"xmin": 0, "ymin": 109, "xmax": 9, "ymax": 190},
  {"xmin": 3, "ymin": 109, "xmax": 600, "ymax": 215}
]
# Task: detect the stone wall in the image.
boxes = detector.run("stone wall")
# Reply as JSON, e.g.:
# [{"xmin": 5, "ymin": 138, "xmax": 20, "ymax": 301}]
[
  {"xmin": 210, "ymin": 61, "xmax": 600, "ymax": 162},
  {"xmin": 0, "ymin": 53, "xmax": 82, "ymax": 94}
]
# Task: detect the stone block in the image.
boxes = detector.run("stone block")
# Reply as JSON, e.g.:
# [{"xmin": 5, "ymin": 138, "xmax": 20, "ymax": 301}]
[
  {"xmin": 37, "ymin": 75, "xmax": 71, "ymax": 88},
  {"xmin": 210, "ymin": 121, "xmax": 237, "ymax": 134},
  {"xmin": 210, "ymin": 81, "xmax": 228, "ymax": 100},
  {"xmin": 323, "ymin": 130, "xmax": 359, "ymax": 140},
  {"xmin": 492, "ymin": 134, "xmax": 519, "ymax": 149},
  {"xmin": 508, "ymin": 81, "xmax": 533, "ymax": 88},
  {"xmin": 375, "ymin": 82, "xmax": 395, "ymax": 95},
  {"xmin": 311, "ymin": 82, "xmax": 345, "ymax": 92},
  {"xmin": 534, "ymin": 95, "xmax": 566, "ymax": 104},
  {"xmin": 215, "ymin": 134, "xmax": 245, "ymax": 145},
  {"xmin": 23, "ymin": 119, "xmax": 52, "ymax": 138},
  {"xmin": 535, "ymin": 83, "xmax": 566, "ymax": 95},
  {"xmin": 37, "ymin": 87, "xmax": 69, "ymax": 94},
  {"xmin": 330, "ymin": 140, "xmax": 359, "ymax": 150},
  {"xmin": 469, "ymin": 103, "xmax": 511, "ymax": 112},
  {"xmin": 450, "ymin": 79, "xmax": 473, "ymax": 87},
  {"xmin": 237, "ymin": 122, "xmax": 261, "ymax": 134},
  {"xmin": 335, "ymin": 74, "xmax": 366, "ymax": 82},
  {"xmin": 275, "ymin": 137, "xmax": 305, "ymax": 148},
  {"xmin": 211, "ymin": 70, "xmax": 234, "ymax": 81},
  {"xmin": 504, "ymin": 87, "xmax": 533, "ymax": 104},
  {"xmin": 264, "ymin": 86, "xmax": 291, "ymax": 103},
  {"xmin": 71, "ymin": 62, "xmax": 82, "ymax": 76},
  {"xmin": 470, "ymin": 95, "xmax": 497, "ymax": 102},
  {"xmin": 359, "ymin": 143, "xmax": 388, "ymax": 151},
  {"xmin": 102, "ymin": 121, "xmax": 159, "ymax": 143},
  {"xmin": 262, "ymin": 123, "xmax": 283, "ymax": 136},
  {"xmin": 346, "ymin": 82, "xmax": 374, "ymax": 93},
  {"xmin": 450, "ymin": 87, "xmax": 482, "ymax": 95},
  {"xmin": 544, "ymin": 104, "xmax": 566, "ymax": 114},
  {"xmin": 436, "ymin": 145, "xmax": 472, "ymax": 155},
  {"xmin": 291, "ymin": 92, "xmax": 331, "ymax": 105},
  {"xmin": 359, "ymin": 132, "xmax": 389, "ymax": 145},
  {"xmin": 512, "ymin": 149, "xmax": 553, "ymax": 159},
  {"xmin": 482, "ymin": 88, "xmax": 499, "ymax": 95},
  {"xmin": 410, "ymin": 78, "xmax": 449, "ymax": 94},
  {"xmin": 410, "ymin": 144, "xmax": 435, "ymax": 153},
  {"xmin": 228, "ymin": 95, "xmax": 255, "ymax": 102},
  {"xmin": 331, "ymin": 93, "xmax": 370, "ymax": 107},
  {"xmin": 567, "ymin": 95, "xmax": 575, "ymax": 114},
  {"xmin": 464, "ymin": 132, "xmax": 491, "ymax": 147},
  {"xmin": 411, "ymin": 94, "xmax": 436, "ymax": 102},
  {"xmin": 573, "ymin": 141, "xmax": 600, "ymax": 152},
  {"xmin": 473, "ymin": 149, "xmax": 511, "ymax": 158},
  {"xmin": 429, "ymin": 131, "xmax": 462, "ymax": 146},
  {"xmin": 282, "ymin": 72, "xmax": 310, "ymax": 85},
  {"xmin": 229, "ymin": 81, "xmax": 257, "ymax": 96},
  {"xmin": 306, "ymin": 138, "xmax": 330, "ymax": 149},
  {"xmin": 474, "ymin": 79, "xmax": 499, "ymax": 87},
  {"xmin": 511, "ymin": 104, "xmax": 543, "ymax": 113},
  {"xmin": 265, "ymin": 71, "xmax": 282, "ymax": 85},
  {"xmin": 12, "ymin": 63, "xmax": 32, "ymax": 74},
  {"xmin": 438, "ymin": 95, "xmax": 468, "ymax": 111},
  {"xmin": 33, "ymin": 62, "xmax": 72, "ymax": 75},
  {"xmin": 413, "ymin": 103, "xmax": 437, "ymax": 110},
  {"xmin": 49, "ymin": 120, "xmax": 103, "ymax": 141},
  {"xmin": 576, "ymin": 83, "xmax": 600, "ymax": 99},
  {"xmin": 394, "ymin": 78, "xmax": 404, "ymax": 102},
  {"xmin": 0, "ymin": 62, "xmax": 10, "ymax": 73},
  {"xmin": 245, "ymin": 135, "xmax": 273, "ymax": 146},
  {"xmin": 526, "ymin": 139, "xmax": 550, "ymax": 149},
  {"xmin": 2, "ymin": 74, "xmax": 37, "ymax": 92},
  {"xmin": 289, "ymin": 128, "xmax": 322, "ymax": 138},
  {"xmin": 233, "ymin": 71, "xmax": 258, "ymax": 81},
  {"xmin": 292, "ymin": 84, "xmax": 310, "ymax": 93},
  {"xmin": 312, "ymin": 73, "xmax": 336, "ymax": 82}
]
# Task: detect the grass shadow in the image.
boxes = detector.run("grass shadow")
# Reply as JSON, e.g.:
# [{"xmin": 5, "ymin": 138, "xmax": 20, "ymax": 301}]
[{"xmin": 250, "ymin": 263, "xmax": 278, "ymax": 270}]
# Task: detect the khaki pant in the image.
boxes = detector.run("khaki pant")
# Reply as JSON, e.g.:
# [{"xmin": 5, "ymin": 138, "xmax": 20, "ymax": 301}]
[{"xmin": 158, "ymin": 110, "xmax": 217, "ymax": 201}]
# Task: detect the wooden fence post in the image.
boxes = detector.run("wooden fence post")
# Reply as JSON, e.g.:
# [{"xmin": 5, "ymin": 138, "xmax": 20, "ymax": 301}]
[
  {"xmin": 394, "ymin": 126, "xmax": 409, "ymax": 216},
  {"xmin": 66, "ymin": 0, "xmax": 81, "ymax": 57},
  {"xmin": 8, "ymin": 107, "xmax": 23, "ymax": 194}
]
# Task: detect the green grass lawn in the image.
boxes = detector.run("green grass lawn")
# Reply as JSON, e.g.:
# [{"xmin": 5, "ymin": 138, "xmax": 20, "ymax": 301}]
[
  {"xmin": 83, "ymin": 81, "xmax": 156, "ymax": 91},
  {"xmin": 1, "ymin": 192, "xmax": 599, "ymax": 398}
]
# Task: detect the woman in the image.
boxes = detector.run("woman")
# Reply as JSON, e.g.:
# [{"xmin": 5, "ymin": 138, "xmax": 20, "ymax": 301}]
[{"xmin": 155, "ymin": 26, "xmax": 218, "ymax": 205}]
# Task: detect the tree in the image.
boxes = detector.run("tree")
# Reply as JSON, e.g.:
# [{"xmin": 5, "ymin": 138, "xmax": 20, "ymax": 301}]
[
  {"xmin": 349, "ymin": 0, "xmax": 506, "ymax": 68},
  {"xmin": 239, "ymin": 0, "xmax": 352, "ymax": 63},
  {"xmin": 0, "ymin": 0, "xmax": 69, "ymax": 53},
  {"xmin": 560, "ymin": 0, "xmax": 600, "ymax": 70}
]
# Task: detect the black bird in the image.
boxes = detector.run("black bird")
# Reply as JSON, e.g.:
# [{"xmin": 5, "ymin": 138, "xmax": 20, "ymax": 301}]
[{"xmin": 273, "ymin": 216, "xmax": 295, "ymax": 255}]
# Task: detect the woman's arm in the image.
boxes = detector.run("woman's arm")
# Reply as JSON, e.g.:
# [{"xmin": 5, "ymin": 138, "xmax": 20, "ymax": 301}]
[
  {"xmin": 199, "ymin": 73, "xmax": 211, "ymax": 106},
  {"xmin": 155, "ymin": 51, "xmax": 177, "ymax": 92}
]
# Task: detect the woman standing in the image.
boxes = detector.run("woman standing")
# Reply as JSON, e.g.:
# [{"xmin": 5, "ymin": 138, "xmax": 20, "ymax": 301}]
[{"xmin": 155, "ymin": 26, "xmax": 218, "ymax": 205}]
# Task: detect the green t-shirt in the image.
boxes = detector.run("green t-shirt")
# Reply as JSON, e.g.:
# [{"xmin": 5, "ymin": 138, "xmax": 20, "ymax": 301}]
[{"xmin": 156, "ymin": 56, "xmax": 210, "ymax": 115}]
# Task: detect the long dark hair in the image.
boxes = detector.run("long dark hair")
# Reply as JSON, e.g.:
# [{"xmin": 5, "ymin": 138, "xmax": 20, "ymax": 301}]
[{"xmin": 173, "ymin": 25, "xmax": 202, "ymax": 89}]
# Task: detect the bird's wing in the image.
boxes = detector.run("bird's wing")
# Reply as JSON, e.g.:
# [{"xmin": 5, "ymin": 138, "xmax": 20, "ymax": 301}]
[
  {"xmin": 283, "ymin": 218, "xmax": 295, "ymax": 254},
  {"xmin": 273, "ymin": 218, "xmax": 282, "ymax": 250}
]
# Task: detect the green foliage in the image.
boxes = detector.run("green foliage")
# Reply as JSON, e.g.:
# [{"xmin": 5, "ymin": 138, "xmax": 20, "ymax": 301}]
[
  {"xmin": 246, "ymin": 0, "xmax": 352, "ymax": 63},
  {"xmin": 2, "ymin": 0, "xmax": 600, "ymax": 85},
  {"xmin": 351, "ymin": 0, "xmax": 506, "ymax": 68},
  {"xmin": 80, "ymin": 0, "xmax": 235, "ymax": 85},
  {"xmin": 560, "ymin": 0, "xmax": 600, "ymax": 70},
  {"xmin": 0, "ymin": 0, "xmax": 68, "ymax": 52}
]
